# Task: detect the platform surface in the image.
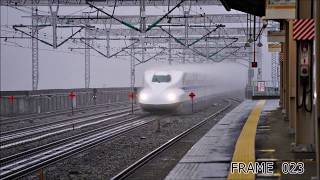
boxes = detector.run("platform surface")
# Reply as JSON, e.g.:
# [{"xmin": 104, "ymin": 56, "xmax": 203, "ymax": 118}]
[{"xmin": 165, "ymin": 100, "xmax": 278, "ymax": 180}]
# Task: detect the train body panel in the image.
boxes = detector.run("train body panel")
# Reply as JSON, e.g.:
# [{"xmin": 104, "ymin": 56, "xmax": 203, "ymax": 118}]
[{"xmin": 138, "ymin": 66, "xmax": 216, "ymax": 112}]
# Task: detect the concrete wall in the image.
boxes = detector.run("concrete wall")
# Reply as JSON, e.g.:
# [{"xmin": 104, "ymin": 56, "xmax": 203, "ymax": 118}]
[{"xmin": 0, "ymin": 88, "xmax": 133, "ymax": 116}]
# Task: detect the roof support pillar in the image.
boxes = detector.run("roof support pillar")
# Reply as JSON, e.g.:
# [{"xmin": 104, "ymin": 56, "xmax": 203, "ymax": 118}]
[
  {"xmin": 287, "ymin": 20, "xmax": 297, "ymax": 132},
  {"xmin": 293, "ymin": 0, "xmax": 314, "ymax": 152},
  {"xmin": 313, "ymin": 0, "xmax": 320, "ymax": 177}
]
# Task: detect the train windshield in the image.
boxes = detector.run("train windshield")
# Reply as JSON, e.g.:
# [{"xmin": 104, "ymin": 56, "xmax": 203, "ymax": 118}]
[{"xmin": 152, "ymin": 75, "xmax": 171, "ymax": 83}]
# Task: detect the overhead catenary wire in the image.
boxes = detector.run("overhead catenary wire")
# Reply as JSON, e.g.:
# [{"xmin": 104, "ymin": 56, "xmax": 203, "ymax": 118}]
[
  {"xmin": 0, "ymin": 42, "xmax": 131, "ymax": 61},
  {"xmin": 1, "ymin": 2, "xmax": 251, "ymax": 64}
]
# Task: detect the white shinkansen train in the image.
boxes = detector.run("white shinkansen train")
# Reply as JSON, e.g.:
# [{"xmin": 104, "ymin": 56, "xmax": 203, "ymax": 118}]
[{"xmin": 138, "ymin": 66, "xmax": 217, "ymax": 112}]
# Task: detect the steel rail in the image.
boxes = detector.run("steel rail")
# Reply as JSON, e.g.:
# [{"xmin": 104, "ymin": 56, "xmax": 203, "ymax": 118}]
[
  {"xmin": 0, "ymin": 107, "xmax": 140, "ymax": 148},
  {"xmin": 0, "ymin": 101, "xmax": 130, "ymax": 125},
  {"xmin": 2, "ymin": 105, "xmax": 136, "ymax": 134},
  {"xmin": 0, "ymin": 114, "xmax": 148, "ymax": 165},
  {"xmin": 1, "ymin": 104, "xmax": 138, "ymax": 137},
  {"xmin": 0, "ymin": 115, "xmax": 164, "ymax": 180},
  {"xmin": 111, "ymin": 100, "xmax": 232, "ymax": 180}
]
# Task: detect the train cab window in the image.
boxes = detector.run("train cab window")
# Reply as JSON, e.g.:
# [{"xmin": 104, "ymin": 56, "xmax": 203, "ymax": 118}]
[{"xmin": 152, "ymin": 75, "xmax": 171, "ymax": 83}]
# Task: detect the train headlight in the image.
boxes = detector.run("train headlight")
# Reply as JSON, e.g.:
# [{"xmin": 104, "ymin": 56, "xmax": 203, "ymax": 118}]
[
  {"xmin": 139, "ymin": 93, "xmax": 148, "ymax": 101},
  {"xmin": 167, "ymin": 93, "xmax": 176, "ymax": 102}
]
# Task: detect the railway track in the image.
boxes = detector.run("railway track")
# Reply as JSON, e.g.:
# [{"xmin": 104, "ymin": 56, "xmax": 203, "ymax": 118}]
[
  {"xmin": 0, "ymin": 97, "xmax": 239, "ymax": 179},
  {"xmin": 0, "ymin": 101, "xmax": 129, "ymax": 125},
  {"xmin": 0, "ymin": 106, "xmax": 140, "ymax": 149},
  {"xmin": 0, "ymin": 114, "xmax": 149, "ymax": 165},
  {"xmin": 0, "ymin": 114, "xmax": 165, "ymax": 180},
  {"xmin": 111, "ymin": 99, "xmax": 233, "ymax": 180}
]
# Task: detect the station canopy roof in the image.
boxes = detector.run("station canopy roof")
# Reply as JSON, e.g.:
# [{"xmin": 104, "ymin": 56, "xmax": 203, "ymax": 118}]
[{"xmin": 220, "ymin": 0, "xmax": 265, "ymax": 17}]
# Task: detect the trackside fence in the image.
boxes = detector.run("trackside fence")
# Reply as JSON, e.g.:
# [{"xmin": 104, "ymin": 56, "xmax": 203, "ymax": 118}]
[{"xmin": 0, "ymin": 88, "xmax": 133, "ymax": 116}]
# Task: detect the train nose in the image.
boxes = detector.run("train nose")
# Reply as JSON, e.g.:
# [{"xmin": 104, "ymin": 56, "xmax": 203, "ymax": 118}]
[
  {"xmin": 166, "ymin": 93, "xmax": 177, "ymax": 102},
  {"xmin": 138, "ymin": 92, "xmax": 149, "ymax": 102},
  {"xmin": 138, "ymin": 91, "xmax": 179, "ymax": 104}
]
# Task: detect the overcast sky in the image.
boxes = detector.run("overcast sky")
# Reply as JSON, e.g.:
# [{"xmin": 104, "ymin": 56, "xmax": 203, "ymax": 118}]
[{"xmin": 0, "ymin": 5, "xmax": 272, "ymax": 91}]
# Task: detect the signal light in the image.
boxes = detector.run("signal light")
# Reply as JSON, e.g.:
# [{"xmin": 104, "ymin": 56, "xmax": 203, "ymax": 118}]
[{"xmin": 252, "ymin": 62, "xmax": 257, "ymax": 68}]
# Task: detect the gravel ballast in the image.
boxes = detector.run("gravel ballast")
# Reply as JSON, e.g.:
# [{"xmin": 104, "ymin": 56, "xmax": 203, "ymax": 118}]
[{"xmin": 21, "ymin": 95, "xmax": 242, "ymax": 180}]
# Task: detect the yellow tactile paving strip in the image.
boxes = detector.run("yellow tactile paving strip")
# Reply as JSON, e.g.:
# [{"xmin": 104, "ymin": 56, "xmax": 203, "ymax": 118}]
[{"xmin": 227, "ymin": 100, "xmax": 266, "ymax": 180}]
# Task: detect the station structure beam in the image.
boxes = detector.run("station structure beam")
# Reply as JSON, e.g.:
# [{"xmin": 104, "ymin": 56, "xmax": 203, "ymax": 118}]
[
  {"xmin": 28, "ymin": 14, "xmax": 249, "ymax": 27},
  {"xmin": 76, "ymin": 35, "xmax": 248, "ymax": 44},
  {"xmin": 84, "ymin": 24, "xmax": 90, "ymax": 89},
  {"xmin": 130, "ymin": 30, "xmax": 136, "ymax": 114},
  {"xmin": 88, "ymin": 27, "xmax": 254, "ymax": 37},
  {"xmin": 168, "ymin": 27, "xmax": 172, "ymax": 64},
  {"xmin": 140, "ymin": 0, "xmax": 146, "ymax": 63},
  {"xmin": 31, "ymin": 7, "xmax": 39, "ymax": 90},
  {"xmin": 183, "ymin": 5, "xmax": 190, "ymax": 64},
  {"xmin": 84, "ymin": 27, "xmax": 250, "ymax": 62},
  {"xmin": 222, "ymin": 0, "xmax": 319, "ymax": 175},
  {"xmin": 49, "ymin": 5, "xmax": 59, "ymax": 48},
  {"xmin": 0, "ymin": 0, "xmax": 220, "ymax": 6},
  {"xmin": 58, "ymin": 37, "xmax": 247, "ymax": 48},
  {"xmin": 314, "ymin": 0, "xmax": 320, "ymax": 176},
  {"xmin": 1, "ymin": 0, "xmax": 260, "ymax": 89},
  {"xmin": 7, "ymin": 15, "xmax": 251, "ymax": 61}
]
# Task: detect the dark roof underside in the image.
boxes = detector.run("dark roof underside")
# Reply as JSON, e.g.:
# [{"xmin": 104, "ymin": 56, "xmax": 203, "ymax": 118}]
[{"xmin": 220, "ymin": 0, "xmax": 265, "ymax": 17}]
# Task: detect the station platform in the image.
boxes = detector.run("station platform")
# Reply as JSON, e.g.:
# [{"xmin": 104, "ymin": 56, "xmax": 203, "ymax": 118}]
[{"xmin": 165, "ymin": 99, "xmax": 317, "ymax": 179}]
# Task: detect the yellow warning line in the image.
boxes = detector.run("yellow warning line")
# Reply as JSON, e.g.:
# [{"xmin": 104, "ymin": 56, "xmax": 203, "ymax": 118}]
[
  {"xmin": 267, "ymin": 5, "xmax": 295, "ymax": 10},
  {"xmin": 227, "ymin": 100, "xmax": 266, "ymax": 180}
]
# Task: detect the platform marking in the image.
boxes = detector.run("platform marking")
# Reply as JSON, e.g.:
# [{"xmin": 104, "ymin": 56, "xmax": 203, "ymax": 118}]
[
  {"xmin": 227, "ymin": 100, "xmax": 266, "ymax": 180},
  {"xmin": 256, "ymin": 149, "xmax": 275, "ymax": 153}
]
